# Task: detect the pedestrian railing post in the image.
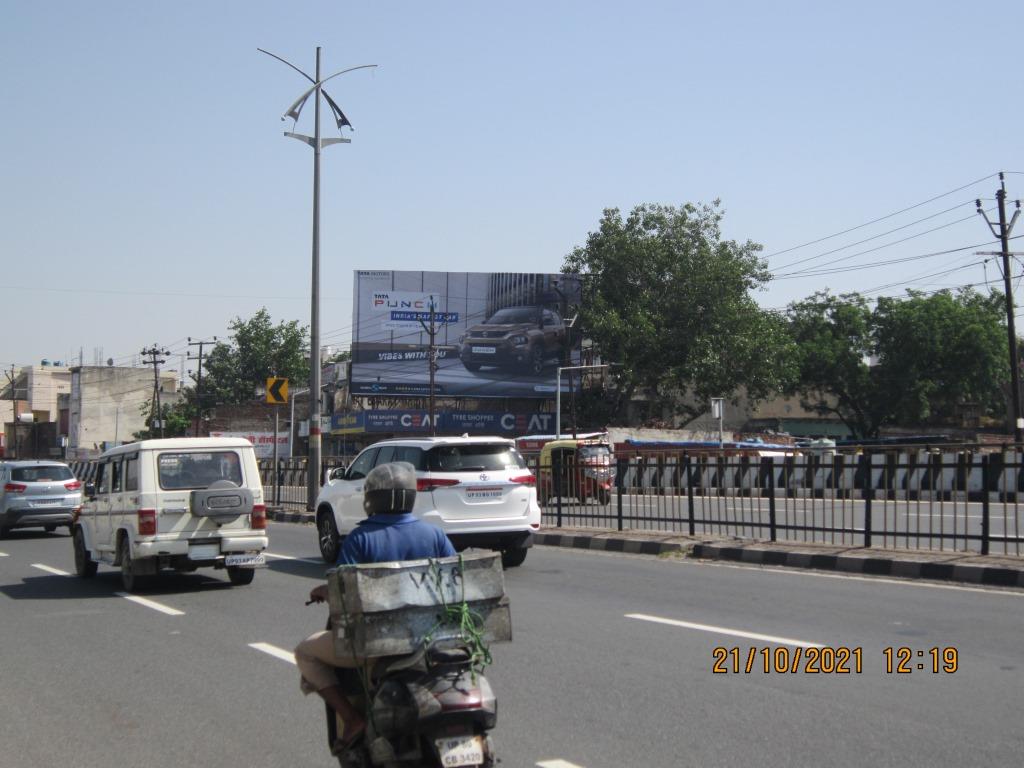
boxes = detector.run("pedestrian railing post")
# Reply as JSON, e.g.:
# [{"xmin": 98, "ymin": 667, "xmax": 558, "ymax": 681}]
[
  {"xmin": 685, "ymin": 454, "xmax": 696, "ymax": 537},
  {"xmin": 765, "ymin": 456, "xmax": 777, "ymax": 542},
  {"xmin": 981, "ymin": 454, "xmax": 990, "ymax": 556},
  {"xmin": 860, "ymin": 452, "xmax": 873, "ymax": 548},
  {"xmin": 274, "ymin": 459, "xmax": 281, "ymax": 506}
]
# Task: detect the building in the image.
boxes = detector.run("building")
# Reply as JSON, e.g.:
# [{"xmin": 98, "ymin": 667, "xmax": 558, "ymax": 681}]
[
  {"xmin": 1, "ymin": 362, "xmax": 72, "ymax": 458},
  {"xmin": 67, "ymin": 365, "xmax": 181, "ymax": 459}
]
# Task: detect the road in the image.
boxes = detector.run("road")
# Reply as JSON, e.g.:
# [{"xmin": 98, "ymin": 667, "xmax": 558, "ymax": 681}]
[{"xmin": 1, "ymin": 523, "xmax": 1022, "ymax": 767}]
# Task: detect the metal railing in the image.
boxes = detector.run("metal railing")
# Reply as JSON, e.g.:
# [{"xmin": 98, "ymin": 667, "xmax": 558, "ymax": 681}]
[{"xmin": 536, "ymin": 448, "xmax": 1024, "ymax": 556}]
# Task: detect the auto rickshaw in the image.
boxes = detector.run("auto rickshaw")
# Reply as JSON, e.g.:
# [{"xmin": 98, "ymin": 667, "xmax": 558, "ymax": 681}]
[{"xmin": 537, "ymin": 438, "xmax": 615, "ymax": 506}]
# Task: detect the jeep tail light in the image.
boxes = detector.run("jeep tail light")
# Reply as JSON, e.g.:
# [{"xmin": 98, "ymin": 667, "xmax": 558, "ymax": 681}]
[
  {"xmin": 4, "ymin": 482, "xmax": 27, "ymax": 493},
  {"xmin": 65, "ymin": 480, "xmax": 82, "ymax": 491},
  {"xmin": 417, "ymin": 477, "xmax": 461, "ymax": 492},
  {"xmin": 137, "ymin": 509, "xmax": 157, "ymax": 536},
  {"xmin": 510, "ymin": 473, "xmax": 535, "ymax": 485},
  {"xmin": 251, "ymin": 504, "xmax": 267, "ymax": 530}
]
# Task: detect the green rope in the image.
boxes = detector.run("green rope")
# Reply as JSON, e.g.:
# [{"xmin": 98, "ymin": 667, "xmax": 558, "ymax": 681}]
[{"xmin": 423, "ymin": 554, "xmax": 493, "ymax": 674}]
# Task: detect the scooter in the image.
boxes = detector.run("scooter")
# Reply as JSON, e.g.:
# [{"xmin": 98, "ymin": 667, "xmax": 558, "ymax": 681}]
[{"xmin": 324, "ymin": 619, "xmax": 498, "ymax": 768}]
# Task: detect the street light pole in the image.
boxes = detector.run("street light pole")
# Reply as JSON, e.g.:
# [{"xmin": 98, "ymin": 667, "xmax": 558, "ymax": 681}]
[
  {"xmin": 259, "ymin": 47, "xmax": 376, "ymax": 508},
  {"xmin": 556, "ymin": 364, "xmax": 610, "ymax": 439}
]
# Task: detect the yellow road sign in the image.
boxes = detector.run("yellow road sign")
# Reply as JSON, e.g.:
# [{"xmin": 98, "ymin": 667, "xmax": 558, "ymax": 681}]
[{"xmin": 266, "ymin": 377, "xmax": 289, "ymax": 404}]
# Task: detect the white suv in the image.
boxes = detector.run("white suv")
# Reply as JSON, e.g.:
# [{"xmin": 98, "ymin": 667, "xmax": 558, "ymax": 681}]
[
  {"xmin": 314, "ymin": 437, "xmax": 540, "ymax": 567},
  {"xmin": 73, "ymin": 438, "xmax": 268, "ymax": 592}
]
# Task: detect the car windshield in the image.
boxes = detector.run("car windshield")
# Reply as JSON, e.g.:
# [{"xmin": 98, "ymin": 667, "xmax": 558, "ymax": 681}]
[
  {"xmin": 485, "ymin": 307, "xmax": 539, "ymax": 324},
  {"xmin": 11, "ymin": 465, "xmax": 74, "ymax": 482},
  {"xmin": 157, "ymin": 451, "xmax": 243, "ymax": 490},
  {"xmin": 425, "ymin": 444, "xmax": 528, "ymax": 473}
]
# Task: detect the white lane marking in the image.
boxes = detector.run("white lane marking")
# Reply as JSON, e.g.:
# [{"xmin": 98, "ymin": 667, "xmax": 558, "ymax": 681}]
[
  {"xmin": 114, "ymin": 592, "xmax": 185, "ymax": 616},
  {"xmin": 537, "ymin": 761, "xmax": 587, "ymax": 768},
  {"xmin": 688, "ymin": 559, "xmax": 1024, "ymax": 597},
  {"xmin": 626, "ymin": 613, "xmax": 822, "ymax": 648},
  {"xmin": 263, "ymin": 552, "xmax": 323, "ymax": 564},
  {"xmin": 249, "ymin": 642, "xmax": 297, "ymax": 665},
  {"xmin": 31, "ymin": 563, "xmax": 70, "ymax": 576},
  {"xmin": 0, "ymin": 552, "xmax": 8, "ymax": 557}
]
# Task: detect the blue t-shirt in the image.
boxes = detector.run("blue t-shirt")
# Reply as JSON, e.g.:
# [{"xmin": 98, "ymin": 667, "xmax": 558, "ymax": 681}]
[{"xmin": 336, "ymin": 513, "xmax": 457, "ymax": 565}]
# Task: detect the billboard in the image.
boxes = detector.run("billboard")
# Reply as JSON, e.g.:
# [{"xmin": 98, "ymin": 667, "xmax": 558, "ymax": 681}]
[
  {"xmin": 351, "ymin": 271, "xmax": 582, "ymax": 398},
  {"xmin": 330, "ymin": 410, "xmax": 558, "ymax": 435}
]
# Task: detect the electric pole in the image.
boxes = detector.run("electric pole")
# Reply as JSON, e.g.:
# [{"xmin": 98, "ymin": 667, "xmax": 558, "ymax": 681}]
[
  {"xmin": 977, "ymin": 172, "xmax": 1023, "ymax": 442},
  {"xmin": 142, "ymin": 345, "xmax": 169, "ymax": 438},
  {"xmin": 187, "ymin": 336, "xmax": 216, "ymax": 437},
  {"xmin": 419, "ymin": 295, "xmax": 439, "ymax": 436}
]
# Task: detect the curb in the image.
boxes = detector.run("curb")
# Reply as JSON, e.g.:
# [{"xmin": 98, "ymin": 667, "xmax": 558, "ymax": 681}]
[{"xmin": 532, "ymin": 531, "xmax": 696, "ymax": 557}]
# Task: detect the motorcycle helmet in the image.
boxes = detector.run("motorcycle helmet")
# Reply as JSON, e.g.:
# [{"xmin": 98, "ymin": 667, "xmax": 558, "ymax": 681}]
[{"xmin": 363, "ymin": 461, "xmax": 418, "ymax": 515}]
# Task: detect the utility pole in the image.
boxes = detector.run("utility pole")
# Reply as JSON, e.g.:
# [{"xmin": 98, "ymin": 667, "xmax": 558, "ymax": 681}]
[
  {"xmin": 259, "ymin": 46, "xmax": 377, "ymax": 509},
  {"xmin": 187, "ymin": 336, "xmax": 216, "ymax": 437},
  {"xmin": 141, "ymin": 345, "xmax": 169, "ymax": 438},
  {"xmin": 419, "ymin": 295, "xmax": 439, "ymax": 436},
  {"xmin": 977, "ymin": 172, "xmax": 1023, "ymax": 442}
]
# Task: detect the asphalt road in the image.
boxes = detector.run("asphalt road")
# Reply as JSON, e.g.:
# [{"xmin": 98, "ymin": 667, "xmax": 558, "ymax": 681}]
[{"xmin": 1, "ymin": 523, "xmax": 1022, "ymax": 767}]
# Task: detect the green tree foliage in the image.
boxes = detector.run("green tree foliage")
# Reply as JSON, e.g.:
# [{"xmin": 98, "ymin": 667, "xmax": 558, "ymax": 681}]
[
  {"xmin": 133, "ymin": 400, "xmax": 193, "ymax": 440},
  {"xmin": 786, "ymin": 289, "xmax": 1009, "ymax": 438},
  {"xmin": 563, "ymin": 202, "xmax": 796, "ymax": 424},
  {"xmin": 202, "ymin": 308, "xmax": 310, "ymax": 405}
]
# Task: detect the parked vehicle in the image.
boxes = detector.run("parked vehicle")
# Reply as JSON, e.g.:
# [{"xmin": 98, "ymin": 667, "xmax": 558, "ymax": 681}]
[
  {"xmin": 458, "ymin": 306, "xmax": 567, "ymax": 375},
  {"xmin": 0, "ymin": 460, "xmax": 82, "ymax": 537},
  {"xmin": 314, "ymin": 437, "xmax": 539, "ymax": 568},
  {"xmin": 72, "ymin": 437, "xmax": 268, "ymax": 591},
  {"xmin": 537, "ymin": 438, "xmax": 615, "ymax": 506}
]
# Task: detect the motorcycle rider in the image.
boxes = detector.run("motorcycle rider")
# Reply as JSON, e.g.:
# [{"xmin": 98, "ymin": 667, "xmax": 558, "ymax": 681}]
[{"xmin": 296, "ymin": 461, "xmax": 457, "ymax": 751}]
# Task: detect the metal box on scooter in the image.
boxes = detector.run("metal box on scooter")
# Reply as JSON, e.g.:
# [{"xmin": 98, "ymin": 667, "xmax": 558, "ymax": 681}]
[{"xmin": 327, "ymin": 551, "xmax": 512, "ymax": 658}]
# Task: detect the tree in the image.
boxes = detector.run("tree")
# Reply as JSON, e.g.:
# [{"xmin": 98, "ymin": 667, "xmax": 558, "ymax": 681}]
[
  {"xmin": 563, "ymin": 202, "xmax": 795, "ymax": 424},
  {"xmin": 785, "ymin": 291, "xmax": 883, "ymax": 438},
  {"xmin": 786, "ymin": 289, "xmax": 1009, "ymax": 438},
  {"xmin": 202, "ymin": 308, "xmax": 310, "ymax": 405}
]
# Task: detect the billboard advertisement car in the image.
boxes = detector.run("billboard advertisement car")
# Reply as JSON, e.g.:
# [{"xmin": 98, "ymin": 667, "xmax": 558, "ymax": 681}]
[{"xmin": 351, "ymin": 271, "xmax": 582, "ymax": 398}]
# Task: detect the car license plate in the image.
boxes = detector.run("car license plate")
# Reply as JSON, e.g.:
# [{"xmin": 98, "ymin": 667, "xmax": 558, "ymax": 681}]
[
  {"xmin": 32, "ymin": 499, "xmax": 61, "ymax": 507},
  {"xmin": 471, "ymin": 346, "xmax": 496, "ymax": 354},
  {"xmin": 189, "ymin": 543, "xmax": 220, "ymax": 560},
  {"xmin": 466, "ymin": 487, "xmax": 503, "ymax": 500},
  {"xmin": 435, "ymin": 734, "xmax": 484, "ymax": 767},
  {"xmin": 224, "ymin": 554, "xmax": 265, "ymax": 567}
]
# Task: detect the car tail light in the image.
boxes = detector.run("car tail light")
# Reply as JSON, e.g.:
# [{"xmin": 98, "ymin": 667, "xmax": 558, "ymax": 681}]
[
  {"xmin": 510, "ymin": 473, "xmax": 535, "ymax": 485},
  {"xmin": 137, "ymin": 509, "xmax": 157, "ymax": 536},
  {"xmin": 251, "ymin": 504, "xmax": 267, "ymax": 530},
  {"xmin": 417, "ymin": 477, "xmax": 461, "ymax": 492},
  {"xmin": 65, "ymin": 480, "xmax": 82, "ymax": 491},
  {"xmin": 4, "ymin": 482, "xmax": 27, "ymax": 493}
]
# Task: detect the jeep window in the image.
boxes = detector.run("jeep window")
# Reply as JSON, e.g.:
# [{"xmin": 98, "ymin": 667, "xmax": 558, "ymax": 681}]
[
  {"xmin": 486, "ymin": 307, "xmax": 539, "ymax": 325},
  {"xmin": 425, "ymin": 444, "xmax": 527, "ymax": 473},
  {"xmin": 346, "ymin": 448, "xmax": 379, "ymax": 481},
  {"xmin": 124, "ymin": 456, "xmax": 139, "ymax": 492},
  {"xmin": 11, "ymin": 465, "xmax": 74, "ymax": 482},
  {"xmin": 157, "ymin": 452, "xmax": 243, "ymax": 490},
  {"xmin": 94, "ymin": 463, "xmax": 106, "ymax": 494},
  {"xmin": 110, "ymin": 459, "xmax": 123, "ymax": 493}
]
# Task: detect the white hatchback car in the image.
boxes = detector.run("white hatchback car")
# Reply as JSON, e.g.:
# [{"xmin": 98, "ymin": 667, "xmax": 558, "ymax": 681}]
[{"xmin": 314, "ymin": 437, "xmax": 540, "ymax": 567}]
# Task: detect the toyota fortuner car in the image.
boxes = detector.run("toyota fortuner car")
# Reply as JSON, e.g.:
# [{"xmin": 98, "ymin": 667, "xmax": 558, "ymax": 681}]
[{"xmin": 314, "ymin": 436, "xmax": 540, "ymax": 567}]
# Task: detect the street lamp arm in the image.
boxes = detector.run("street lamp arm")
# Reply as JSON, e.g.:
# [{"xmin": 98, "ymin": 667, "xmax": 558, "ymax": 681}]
[{"xmin": 257, "ymin": 48, "xmax": 315, "ymax": 84}]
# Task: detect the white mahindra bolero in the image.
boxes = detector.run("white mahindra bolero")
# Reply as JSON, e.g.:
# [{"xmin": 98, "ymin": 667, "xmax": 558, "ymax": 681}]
[{"xmin": 72, "ymin": 437, "xmax": 268, "ymax": 592}]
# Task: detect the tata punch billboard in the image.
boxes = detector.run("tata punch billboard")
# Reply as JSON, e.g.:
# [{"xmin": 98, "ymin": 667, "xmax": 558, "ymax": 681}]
[{"xmin": 351, "ymin": 271, "xmax": 582, "ymax": 398}]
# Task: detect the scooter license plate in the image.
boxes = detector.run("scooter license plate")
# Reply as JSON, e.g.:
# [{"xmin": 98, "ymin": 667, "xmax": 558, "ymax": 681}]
[{"xmin": 435, "ymin": 734, "xmax": 484, "ymax": 767}]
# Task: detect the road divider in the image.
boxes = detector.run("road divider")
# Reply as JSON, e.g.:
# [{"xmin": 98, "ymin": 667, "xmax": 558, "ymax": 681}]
[{"xmin": 626, "ymin": 613, "xmax": 823, "ymax": 648}]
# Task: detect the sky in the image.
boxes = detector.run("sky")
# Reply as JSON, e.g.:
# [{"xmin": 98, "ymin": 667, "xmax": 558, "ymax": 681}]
[{"xmin": 3, "ymin": 1, "xmax": 1023, "ymax": 375}]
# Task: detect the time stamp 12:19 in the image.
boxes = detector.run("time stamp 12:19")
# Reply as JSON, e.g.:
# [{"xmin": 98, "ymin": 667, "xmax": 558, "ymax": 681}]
[{"xmin": 712, "ymin": 646, "xmax": 959, "ymax": 674}]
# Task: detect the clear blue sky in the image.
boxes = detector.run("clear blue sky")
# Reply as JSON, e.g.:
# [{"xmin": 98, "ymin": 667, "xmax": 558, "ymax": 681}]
[{"xmin": 3, "ymin": 1, "xmax": 1022, "ymax": 373}]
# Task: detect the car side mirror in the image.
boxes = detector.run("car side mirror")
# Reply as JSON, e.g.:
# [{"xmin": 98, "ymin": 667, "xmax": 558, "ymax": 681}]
[
  {"xmin": 85, "ymin": 482, "xmax": 96, "ymax": 499},
  {"xmin": 329, "ymin": 466, "xmax": 347, "ymax": 481}
]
